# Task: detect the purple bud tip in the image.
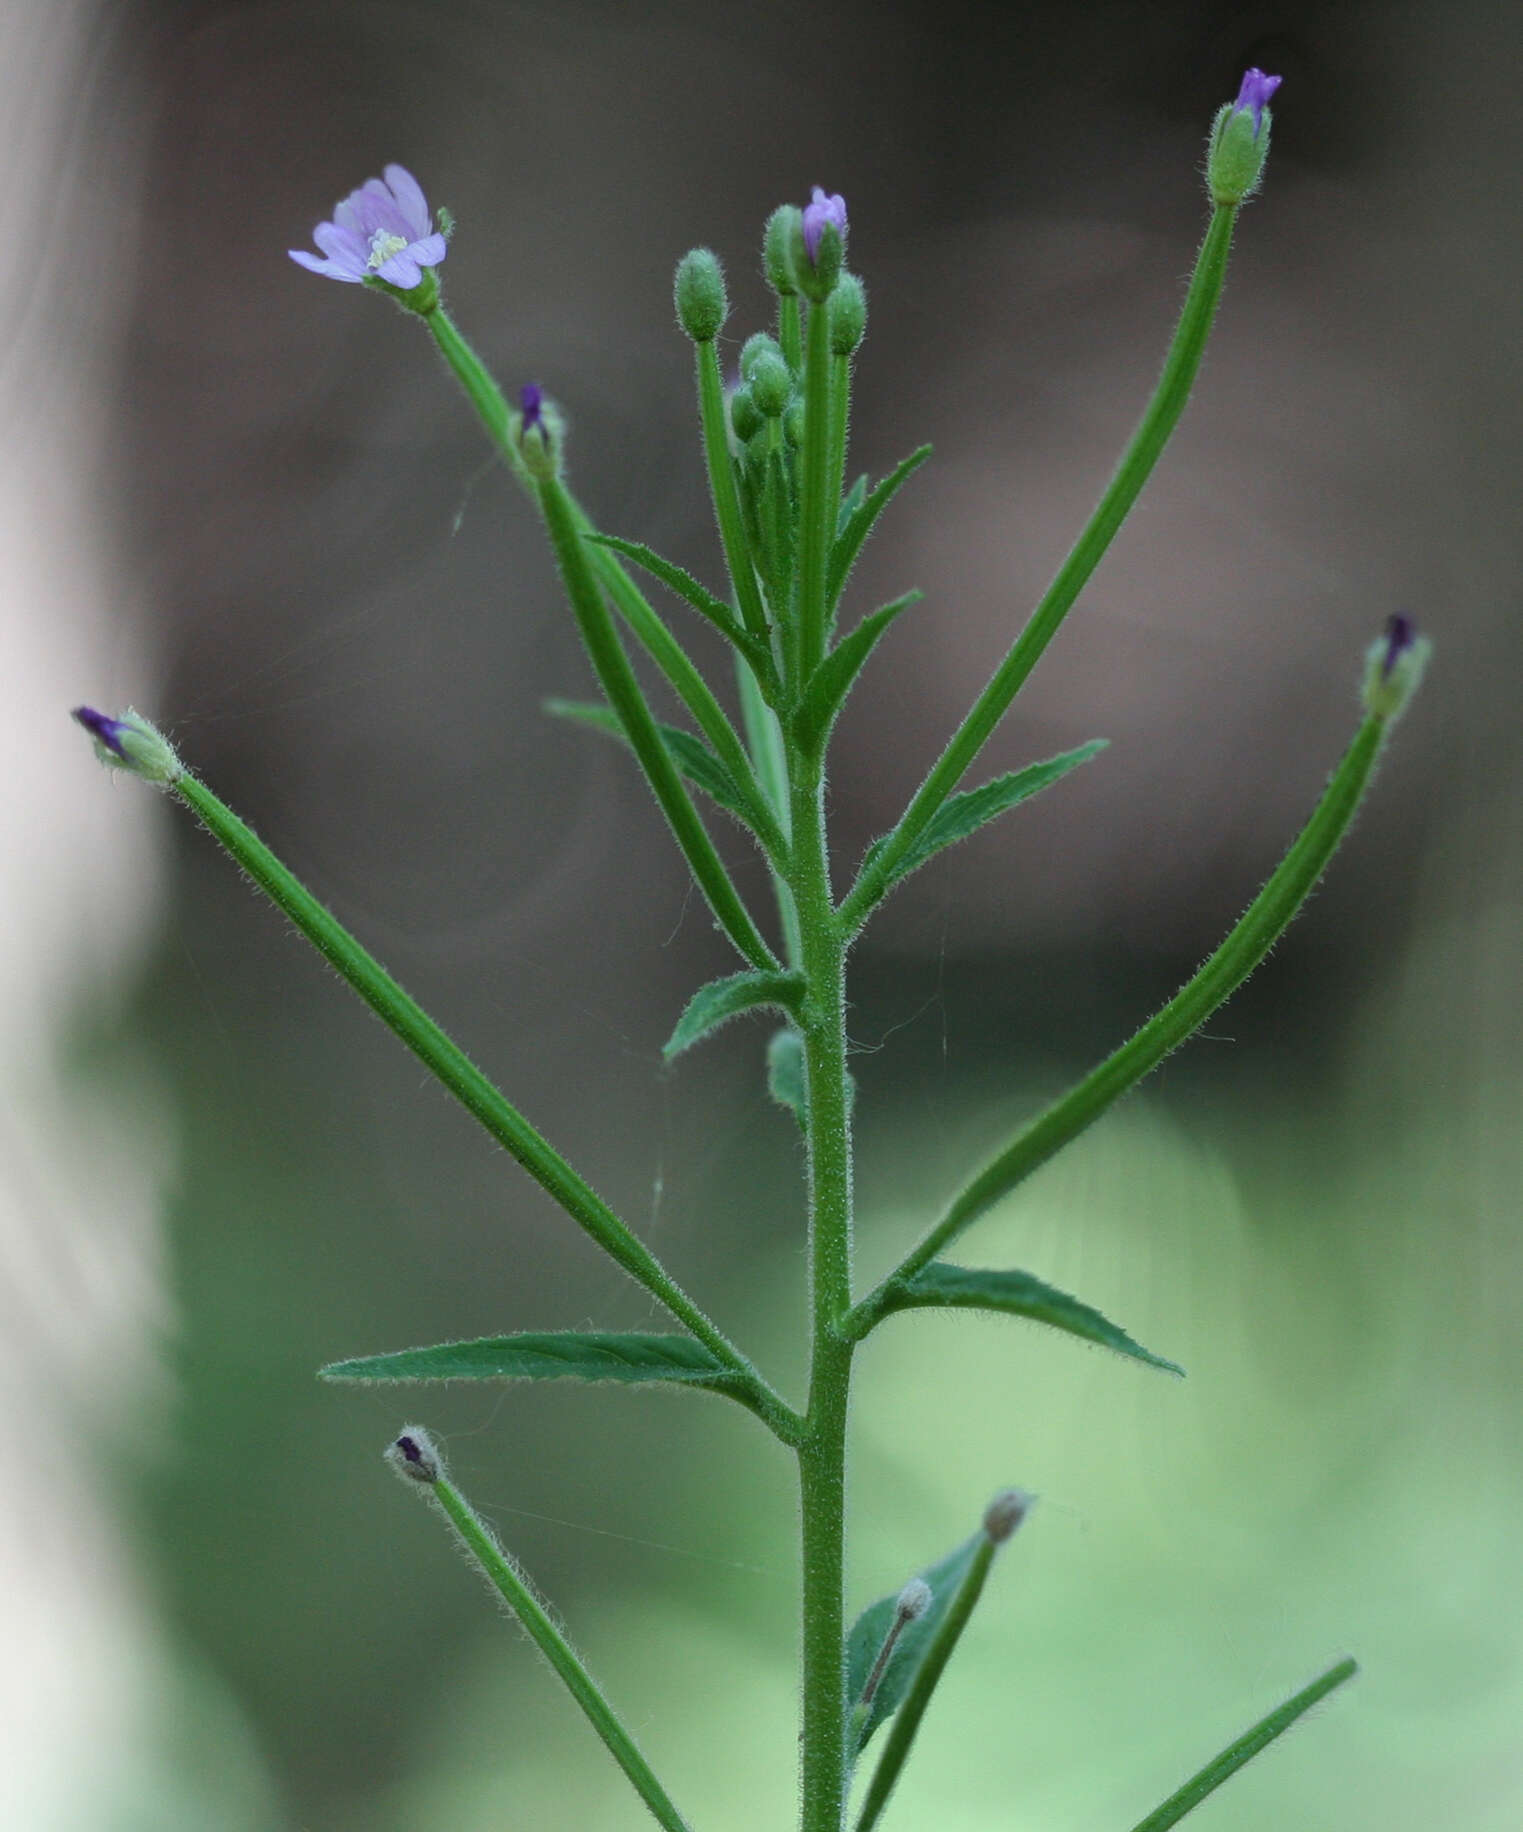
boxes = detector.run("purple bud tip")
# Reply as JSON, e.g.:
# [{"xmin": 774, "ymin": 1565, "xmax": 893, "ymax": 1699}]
[
  {"xmin": 72, "ymin": 705, "xmax": 128, "ymax": 758},
  {"xmin": 520, "ymin": 383, "xmax": 543, "ymax": 432},
  {"xmin": 801, "ymin": 186, "xmax": 848, "ymax": 264},
  {"xmin": 1382, "ymin": 612, "xmax": 1418, "ymax": 679},
  {"xmin": 1234, "ymin": 67, "xmax": 1282, "ymax": 138},
  {"xmin": 386, "ymin": 1424, "xmax": 441, "ymax": 1483}
]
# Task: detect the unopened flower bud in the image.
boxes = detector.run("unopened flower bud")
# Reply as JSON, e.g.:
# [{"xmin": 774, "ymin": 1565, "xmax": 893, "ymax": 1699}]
[
  {"xmin": 783, "ymin": 399, "xmax": 805, "ymax": 448},
  {"xmin": 764, "ymin": 206, "xmax": 802, "ymax": 297},
  {"xmin": 828, "ymin": 273, "xmax": 867, "ymax": 356},
  {"xmin": 1207, "ymin": 68, "xmax": 1282, "ymax": 206},
  {"xmin": 515, "ymin": 382, "xmax": 562, "ymax": 480},
  {"xmin": 730, "ymin": 385, "xmax": 762, "ymax": 443},
  {"xmin": 71, "ymin": 706, "xmax": 182, "ymax": 785},
  {"xmin": 749, "ymin": 350, "xmax": 792, "ymax": 419},
  {"xmin": 788, "ymin": 187, "xmax": 847, "ymax": 303},
  {"xmin": 982, "ymin": 1487, "xmax": 1034, "ymax": 1544},
  {"xmin": 674, "ymin": 247, "xmax": 728, "ymax": 343},
  {"xmin": 896, "ymin": 1576, "xmax": 932, "ymax": 1621},
  {"xmin": 385, "ymin": 1426, "xmax": 442, "ymax": 1485},
  {"xmin": 1361, "ymin": 613, "xmax": 1431, "ymax": 722},
  {"xmin": 740, "ymin": 332, "xmax": 786, "ymax": 383}
]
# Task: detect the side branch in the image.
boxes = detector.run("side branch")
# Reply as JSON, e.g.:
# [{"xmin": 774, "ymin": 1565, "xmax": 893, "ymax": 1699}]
[
  {"xmin": 840, "ymin": 205, "xmax": 1237, "ymax": 932},
  {"xmin": 172, "ymin": 771, "xmax": 794, "ymax": 1434},
  {"xmin": 847, "ymin": 712, "xmax": 1389, "ymax": 1335}
]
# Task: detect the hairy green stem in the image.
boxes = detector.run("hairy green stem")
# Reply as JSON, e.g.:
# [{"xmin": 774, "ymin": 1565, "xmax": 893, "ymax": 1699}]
[
  {"xmin": 170, "ymin": 771, "xmax": 789, "ymax": 1428},
  {"xmin": 537, "ymin": 474, "xmax": 780, "ymax": 973},
  {"xmin": 738, "ymin": 650, "xmax": 803, "ymax": 967},
  {"xmin": 839, "ymin": 204, "xmax": 1238, "ymax": 932},
  {"xmin": 424, "ymin": 304, "xmax": 516, "ymax": 460},
  {"xmin": 790, "ymin": 747, "xmax": 856, "ymax": 1832},
  {"xmin": 695, "ymin": 338, "xmax": 772, "ymax": 646},
  {"xmin": 429, "ymin": 1470, "xmax": 694, "ymax": 1832},
  {"xmin": 796, "ymin": 297, "xmax": 836, "ymax": 684},
  {"xmin": 825, "ymin": 349, "xmax": 851, "ymax": 627},
  {"xmin": 586, "ymin": 536, "xmax": 789, "ymax": 864},
  {"xmin": 847, "ymin": 714, "xmax": 1388, "ymax": 1334},
  {"xmin": 1126, "ymin": 1659, "xmax": 1357, "ymax": 1831},
  {"xmin": 779, "ymin": 293, "xmax": 803, "ymax": 374}
]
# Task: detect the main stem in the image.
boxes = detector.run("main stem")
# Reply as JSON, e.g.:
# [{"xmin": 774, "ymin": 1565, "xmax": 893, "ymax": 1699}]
[{"xmin": 790, "ymin": 744, "xmax": 855, "ymax": 1832}]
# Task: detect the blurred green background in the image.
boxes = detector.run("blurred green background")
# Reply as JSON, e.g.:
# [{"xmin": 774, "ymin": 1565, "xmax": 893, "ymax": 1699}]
[{"xmin": 9, "ymin": 0, "xmax": 1522, "ymax": 1826}]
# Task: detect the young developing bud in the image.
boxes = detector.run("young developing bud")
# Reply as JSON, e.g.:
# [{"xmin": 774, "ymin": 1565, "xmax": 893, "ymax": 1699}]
[
  {"xmin": 783, "ymin": 399, "xmax": 805, "ymax": 448},
  {"xmin": 763, "ymin": 205, "xmax": 802, "ymax": 297},
  {"xmin": 385, "ymin": 1426, "xmax": 442, "ymax": 1485},
  {"xmin": 858, "ymin": 1577, "xmax": 936, "ymax": 1712},
  {"xmin": 748, "ymin": 349, "xmax": 792, "ymax": 419},
  {"xmin": 788, "ymin": 187, "xmax": 847, "ymax": 303},
  {"xmin": 1207, "ymin": 68, "xmax": 1282, "ymax": 206},
  {"xmin": 729, "ymin": 385, "xmax": 763, "ymax": 444},
  {"xmin": 982, "ymin": 1488, "xmax": 1034, "ymax": 1544},
  {"xmin": 740, "ymin": 331, "xmax": 786, "ymax": 383},
  {"xmin": 1361, "ymin": 613, "xmax": 1431, "ymax": 722},
  {"xmin": 828, "ymin": 272, "xmax": 867, "ymax": 356},
  {"xmin": 71, "ymin": 706, "xmax": 182, "ymax": 785},
  {"xmin": 515, "ymin": 382, "xmax": 562, "ymax": 480},
  {"xmin": 674, "ymin": 247, "xmax": 729, "ymax": 343}
]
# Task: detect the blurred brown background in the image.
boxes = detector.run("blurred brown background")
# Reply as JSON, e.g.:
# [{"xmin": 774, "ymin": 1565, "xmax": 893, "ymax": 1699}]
[{"xmin": 7, "ymin": 0, "xmax": 1522, "ymax": 1826}]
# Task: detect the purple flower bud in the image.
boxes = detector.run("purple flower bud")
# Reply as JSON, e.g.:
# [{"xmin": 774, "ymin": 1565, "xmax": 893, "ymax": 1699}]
[
  {"xmin": 1361, "ymin": 614, "xmax": 1431, "ymax": 722},
  {"xmin": 71, "ymin": 705, "xmax": 182, "ymax": 783},
  {"xmin": 1380, "ymin": 612, "xmax": 1417, "ymax": 679},
  {"xmin": 385, "ymin": 1425, "xmax": 441, "ymax": 1485},
  {"xmin": 801, "ymin": 187, "xmax": 848, "ymax": 265},
  {"xmin": 289, "ymin": 164, "xmax": 447, "ymax": 290},
  {"xmin": 1232, "ymin": 67, "xmax": 1282, "ymax": 140},
  {"xmin": 72, "ymin": 704, "xmax": 129, "ymax": 759},
  {"xmin": 520, "ymin": 383, "xmax": 544, "ymax": 433}
]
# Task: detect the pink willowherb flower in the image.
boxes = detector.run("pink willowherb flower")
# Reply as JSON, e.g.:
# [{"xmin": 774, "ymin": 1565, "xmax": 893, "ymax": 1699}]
[{"xmin": 289, "ymin": 164, "xmax": 446, "ymax": 288}]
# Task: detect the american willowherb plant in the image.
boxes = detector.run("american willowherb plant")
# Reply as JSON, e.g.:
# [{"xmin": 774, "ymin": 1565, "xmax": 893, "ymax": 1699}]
[{"xmin": 75, "ymin": 68, "xmax": 1430, "ymax": 1831}]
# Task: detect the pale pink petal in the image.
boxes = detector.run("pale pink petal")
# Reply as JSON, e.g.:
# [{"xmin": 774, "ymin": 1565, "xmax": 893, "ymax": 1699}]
[
  {"xmin": 407, "ymin": 232, "xmax": 447, "ymax": 268},
  {"xmin": 289, "ymin": 248, "xmax": 364, "ymax": 281},
  {"xmin": 376, "ymin": 249, "xmax": 422, "ymax": 288},
  {"xmin": 358, "ymin": 176, "xmax": 411, "ymax": 240},
  {"xmin": 383, "ymin": 164, "xmax": 431, "ymax": 238},
  {"xmin": 312, "ymin": 221, "xmax": 367, "ymax": 276}
]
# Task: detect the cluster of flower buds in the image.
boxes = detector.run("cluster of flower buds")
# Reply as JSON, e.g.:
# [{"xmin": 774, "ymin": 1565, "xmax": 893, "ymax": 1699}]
[{"xmin": 673, "ymin": 189, "xmax": 864, "ymax": 618}]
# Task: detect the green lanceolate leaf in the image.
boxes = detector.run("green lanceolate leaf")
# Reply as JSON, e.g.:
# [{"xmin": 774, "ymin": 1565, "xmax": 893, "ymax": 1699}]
[
  {"xmin": 827, "ymin": 444, "xmax": 932, "ymax": 610},
  {"xmin": 546, "ymin": 700, "xmax": 752, "ymax": 825},
  {"xmin": 588, "ymin": 533, "xmax": 768, "ymax": 672},
  {"xmin": 665, "ymin": 969, "xmax": 806, "ymax": 1060},
  {"xmin": 845, "ymin": 1535, "xmax": 985, "ymax": 1752},
  {"xmin": 757, "ymin": 446, "xmax": 797, "ymax": 612},
  {"xmin": 764, "ymin": 1025, "xmax": 857, "ymax": 1125},
  {"xmin": 1127, "ymin": 1658, "xmax": 1358, "ymax": 1832},
  {"xmin": 766, "ymin": 1026, "xmax": 807, "ymax": 1124},
  {"xmin": 325, "ymin": 1331, "xmax": 748, "ymax": 1392},
  {"xmin": 793, "ymin": 591, "xmax": 923, "ymax": 756},
  {"xmin": 862, "ymin": 739, "xmax": 1107, "ymax": 893},
  {"xmin": 836, "ymin": 473, "xmax": 867, "ymax": 538},
  {"xmin": 869, "ymin": 1262, "xmax": 1183, "ymax": 1374}
]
